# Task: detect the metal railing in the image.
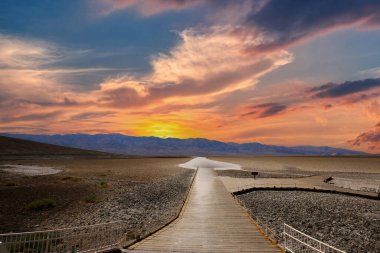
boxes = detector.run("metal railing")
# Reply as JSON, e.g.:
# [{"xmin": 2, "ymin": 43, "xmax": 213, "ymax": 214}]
[
  {"xmin": 0, "ymin": 221, "xmax": 127, "ymax": 253},
  {"xmin": 283, "ymin": 223, "xmax": 346, "ymax": 253},
  {"xmin": 234, "ymin": 196, "xmax": 346, "ymax": 253}
]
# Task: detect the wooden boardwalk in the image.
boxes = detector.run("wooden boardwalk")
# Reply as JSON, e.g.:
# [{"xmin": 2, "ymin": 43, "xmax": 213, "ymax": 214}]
[{"xmin": 128, "ymin": 168, "xmax": 282, "ymax": 252}]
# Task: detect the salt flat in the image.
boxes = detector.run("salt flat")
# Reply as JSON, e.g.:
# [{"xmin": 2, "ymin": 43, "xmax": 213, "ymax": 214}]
[
  {"xmin": 0, "ymin": 164, "xmax": 62, "ymax": 176},
  {"xmin": 179, "ymin": 157, "xmax": 241, "ymax": 170}
]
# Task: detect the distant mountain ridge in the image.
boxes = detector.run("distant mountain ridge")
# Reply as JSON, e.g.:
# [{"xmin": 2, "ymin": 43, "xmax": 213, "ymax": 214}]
[
  {"xmin": 0, "ymin": 133, "xmax": 367, "ymax": 156},
  {"xmin": 0, "ymin": 135, "xmax": 116, "ymax": 158}
]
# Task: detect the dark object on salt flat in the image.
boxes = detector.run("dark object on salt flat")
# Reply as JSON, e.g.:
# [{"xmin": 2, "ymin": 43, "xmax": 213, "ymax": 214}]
[{"xmin": 251, "ymin": 171, "xmax": 259, "ymax": 179}]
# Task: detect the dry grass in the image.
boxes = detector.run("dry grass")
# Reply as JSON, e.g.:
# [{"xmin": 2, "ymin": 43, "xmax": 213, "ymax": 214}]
[
  {"xmin": 28, "ymin": 198, "xmax": 56, "ymax": 211},
  {"xmin": 82, "ymin": 194, "xmax": 98, "ymax": 203}
]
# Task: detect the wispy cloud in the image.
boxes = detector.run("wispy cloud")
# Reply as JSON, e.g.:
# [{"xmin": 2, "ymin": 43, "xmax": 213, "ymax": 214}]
[
  {"xmin": 70, "ymin": 111, "xmax": 116, "ymax": 121},
  {"xmin": 1, "ymin": 1, "xmax": 380, "ymax": 152},
  {"xmin": 0, "ymin": 34, "xmax": 115, "ymax": 105},
  {"xmin": 0, "ymin": 33, "xmax": 59, "ymax": 69},
  {"xmin": 0, "ymin": 111, "xmax": 63, "ymax": 123},
  {"xmin": 242, "ymin": 103, "xmax": 288, "ymax": 118},
  {"xmin": 96, "ymin": 0, "xmax": 203, "ymax": 16},
  {"xmin": 349, "ymin": 122, "xmax": 380, "ymax": 152},
  {"xmin": 310, "ymin": 78, "xmax": 380, "ymax": 98},
  {"xmin": 239, "ymin": 77, "xmax": 380, "ymax": 121},
  {"xmin": 245, "ymin": 0, "xmax": 380, "ymax": 50},
  {"xmin": 97, "ymin": 26, "xmax": 293, "ymax": 108}
]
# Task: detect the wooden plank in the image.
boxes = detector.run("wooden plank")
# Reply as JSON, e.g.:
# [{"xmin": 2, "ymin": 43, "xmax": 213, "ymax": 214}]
[{"xmin": 128, "ymin": 168, "xmax": 282, "ymax": 252}]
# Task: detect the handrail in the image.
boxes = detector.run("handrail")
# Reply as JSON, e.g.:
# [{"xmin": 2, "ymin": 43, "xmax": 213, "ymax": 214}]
[
  {"xmin": 0, "ymin": 221, "xmax": 124, "ymax": 236},
  {"xmin": 283, "ymin": 223, "xmax": 346, "ymax": 253},
  {"xmin": 234, "ymin": 196, "xmax": 347, "ymax": 253},
  {"xmin": 0, "ymin": 221, "xmax": 127, "ymax": 253}
]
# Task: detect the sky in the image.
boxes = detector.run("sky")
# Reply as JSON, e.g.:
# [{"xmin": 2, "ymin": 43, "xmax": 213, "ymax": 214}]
[{"xmin": 0, "ymin": 0, "xmax": 380, "ymax": 153}]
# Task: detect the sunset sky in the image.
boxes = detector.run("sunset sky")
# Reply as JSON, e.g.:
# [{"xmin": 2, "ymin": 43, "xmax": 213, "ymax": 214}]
[{"xmin": 1, "ymin": 0, "xmax": 380, "ymax": 152}]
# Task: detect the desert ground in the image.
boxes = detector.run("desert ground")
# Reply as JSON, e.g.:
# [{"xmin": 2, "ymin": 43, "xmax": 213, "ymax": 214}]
[
  {"xmin": 1, "ymin": 155, "xmax": 379, "ymax": 252},
  {"xmin": 216, "ymin": 156, "xmax": 380, "ymax": 193},
  {"xmin": 0, "ymin": 157, "xmax": 194, "ymax": 243},
  {"xmin": 213, "ymin": 156, "xmax": 380, "ymax": 173},
  {"xmin": 215, "ymin": 156, "xmax": 380, "ymax": 253}
]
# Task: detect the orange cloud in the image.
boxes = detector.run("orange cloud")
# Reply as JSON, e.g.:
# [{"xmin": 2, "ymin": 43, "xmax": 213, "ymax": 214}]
[
  {"xmin": 97, "ymin": 26, "xmax": 293, "ymax": 109},
  {"xmin": 365, "ymin": 100, "xmax": 380, "ymax": 120},
  {"xmin": 1, "ymin": 19, "xmax": 379, "ymax": 154},
  {"xmin": 349, "ymin": 122, "xmax": 380, "ymax": 153}
]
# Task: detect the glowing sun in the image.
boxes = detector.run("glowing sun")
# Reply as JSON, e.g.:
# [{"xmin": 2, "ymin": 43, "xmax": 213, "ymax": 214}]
[{"xmin": 136, "ymin": 121, "xmax": 197, "ymax": 139}]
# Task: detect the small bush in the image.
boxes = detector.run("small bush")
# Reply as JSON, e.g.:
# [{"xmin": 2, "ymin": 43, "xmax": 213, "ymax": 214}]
[
  {"xmin": 83, "ymin": 194, "xmax": 97, "ymax": 203},
  {"xmin": 61, "ymin": 176, "xmax": 81, "ymax": 182},
  {"xmin": 28, "ymin": 198, "xmax": 56, "ymax": 211},
  {"xmin": 99, "ymin": 181, "xmax": 108, "ymax": 188}
]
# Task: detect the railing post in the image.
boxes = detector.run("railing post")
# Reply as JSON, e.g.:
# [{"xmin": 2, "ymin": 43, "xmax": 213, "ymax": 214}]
[
  {"xmin": 283, "ymin": 224, "xmax": 287, "ymax": 251},
  {"xmin": 45, "ymin": 232, "xmax": 50, "ymax": 253}
]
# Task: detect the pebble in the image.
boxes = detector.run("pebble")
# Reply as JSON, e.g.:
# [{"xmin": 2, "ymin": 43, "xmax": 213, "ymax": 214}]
[
  {"xmin": 38, "ymin": 170, "xmax": 194, "ymax": 241},
  {"xmin": 238, "ymin": 191, "xmax": 380, "ymax": 253}
]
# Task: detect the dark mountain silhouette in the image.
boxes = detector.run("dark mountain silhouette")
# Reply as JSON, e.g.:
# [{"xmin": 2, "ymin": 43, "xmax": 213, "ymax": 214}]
[
  {"xmin": 1, "ymin": 133, "xmax": 367, "ymax": 156},
  {"xmin": 0, "ymin": 135, "xmax": 117, "ymax": 158}
]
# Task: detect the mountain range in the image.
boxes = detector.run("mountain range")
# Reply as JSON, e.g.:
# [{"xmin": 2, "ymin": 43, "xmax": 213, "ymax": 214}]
[
  {"xmin": 0, "ymin": 135, "xmax": 118, "ymax": 158},
  {"xmin": 0, "ymin": 133, "xmax": 367, "ymax": 156}
]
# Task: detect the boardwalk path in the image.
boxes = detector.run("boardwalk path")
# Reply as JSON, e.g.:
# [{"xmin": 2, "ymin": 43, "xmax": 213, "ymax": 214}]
[{"xmin": 129, "ymin": 168, "xmax": 281, "ymax": 252}]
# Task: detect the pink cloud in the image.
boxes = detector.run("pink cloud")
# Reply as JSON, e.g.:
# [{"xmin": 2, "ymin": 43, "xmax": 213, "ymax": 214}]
[
  {"xmin": 2, "ymin": 1, "xmax": 380, "ymax": 153},
  {"xmin": 97, "ymin": 26, "xmax": 293, "ymax": 108},
  {"xmin": 96, "ymin": 0, "xmax": 203, "ymax": 16},
  {"xmin": 349, "ymin": 122, "xmax": 380, "ymax": 153}
]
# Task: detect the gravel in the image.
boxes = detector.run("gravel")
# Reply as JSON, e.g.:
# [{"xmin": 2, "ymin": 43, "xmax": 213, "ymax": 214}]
[
  {"xmin": 237, "ymin": 191, "xmax": 380, "ymax": 253},
  {"xmin": 38, "ymin": 169, "xmax": 195, "ymax": 241}
]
